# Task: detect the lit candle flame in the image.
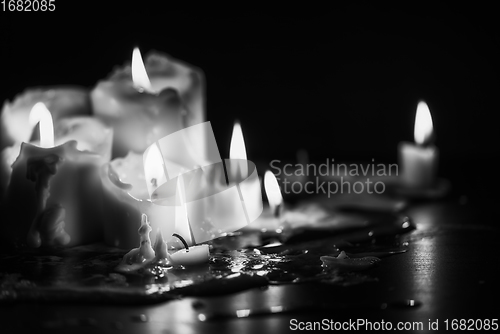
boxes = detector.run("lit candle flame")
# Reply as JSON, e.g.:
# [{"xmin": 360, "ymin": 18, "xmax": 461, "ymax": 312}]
[
  {"xmin": 229, "ymin": 121, "xmax": 247, "ymax": 179},
  {"xmin": 131, "ymin": 47, "xmax": 153, "ymax": 92},
  {"xmin": 143, "ymin": 143, "xmax": 167, "ymax": 198},
  {"xmin": 29, "ymin": 102, "xmax": 54, "ymax": 148},
  {"xmin": 264, "ymin": 171, "xmax": 283, "ymax": 213},
  {"xmin": 414, "ymin": 101, "xmax": 433, "ymax": 145}
]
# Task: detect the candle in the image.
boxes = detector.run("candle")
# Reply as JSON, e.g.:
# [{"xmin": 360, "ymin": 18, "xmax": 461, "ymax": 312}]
[
  {"xmin": 398, "ymin": 101, "xmax": 438, "ymax": 188},
  {"xmin": 116, "ymin": 214, "xmax": 209, "ymax": 272},
  {"xmin": 226, "ymin": 121, "xmax": 262, "ymax": 223},
  {"xmin": 0, "ymin": 86, "xmax": 91, "ymax": 150},
  {"xmin": 107, "ymin": 121, "xmax": 263, "ymax": 252},
  {"xmin": 90, "ymin": 47, "xmax": 205, "ymax": 158},
  {"xmin": 2, "ymin": 103, "xmax": 112, "ymax": 247},
  {"xmin": 144, "ymin": 121, "xmax": 263, "ymax": 244},
  {"xmin": 247, "ymin": 170, "xmax": 287, "ymax": 233},
  {"xmin": 101, "ymin": 121, "xmax": 227, "ymax": 249},
  {"xmin": 264, "ymin": 170, "xmax": 285, "ymax": 220},
  {"xmin": 1, "ymin": 110, "xmax": 112, "ymax": 200},
  {"xmin": 116, "ymin": 214, "xmax": 156, "ymax": 272},
  {"xmin": 157, "ymin": 185, "xmax": 210, "ymax": 266}
]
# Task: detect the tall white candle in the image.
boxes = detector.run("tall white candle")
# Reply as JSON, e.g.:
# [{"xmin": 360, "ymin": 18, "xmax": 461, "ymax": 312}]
[{"xmin": 2, "ymin": 103, "xmax": 112, "ymax": 247}]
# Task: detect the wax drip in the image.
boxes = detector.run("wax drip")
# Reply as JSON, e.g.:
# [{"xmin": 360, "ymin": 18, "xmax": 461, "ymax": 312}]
[
  {"xmin": 153, "ymin": 229, "xmax": 171, "ymax": 265},
  {"xmin": 26, "ymin": 154, "xmax": 70, "ymax": 248},
  {"xmin": 118, "ymin": 214, "xmax": 155, "ymax": 268}
]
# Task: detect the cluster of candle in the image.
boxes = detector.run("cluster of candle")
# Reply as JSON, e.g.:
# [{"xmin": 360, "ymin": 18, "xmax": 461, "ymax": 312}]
[
  {"xmin": 0, "ymin": 48, "xmax": 208, "ymax": 259},
  {"xmin": 0, "ymin": 47, "xmax": 269, "ymax": 266},
  {"xmin": 0, "ymin": 46, "xmax": 440, "ymax": 266}
]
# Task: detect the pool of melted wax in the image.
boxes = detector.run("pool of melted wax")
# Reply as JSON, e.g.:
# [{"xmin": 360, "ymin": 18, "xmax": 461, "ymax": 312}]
[{"xmin": 0, "ymin": 212, "xmax": 414, "ymax": 303}]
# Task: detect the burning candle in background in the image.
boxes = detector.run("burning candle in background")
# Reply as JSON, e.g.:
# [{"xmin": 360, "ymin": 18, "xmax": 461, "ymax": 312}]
[
  {"xmin": 264, "ymin": 170, "xmax": 284, "ymax": 220},
  {"xmin": 399, "ymin": 101, "xmax": 438, "ymax": 188},
  {"xmin": 168, "ymin": 242, "xmax": 210, "ymax": 266},
  {"xmin": 229, "ymin": 121, "xmax": 248, "ymax": 180},
  {"xmin": 227, "ymin": 121, "xmax": 262, "ymax": 221},
  {"xmin": 248, "ymin": 170, "xmax": 287, "ymax": 233},
  {"xmin": 2, "ymin": 103, "xmax": 111, "ymax": 247},
  {"xmin": 91, "ymin": 47, "xmax": 205, "ymax": 158}
]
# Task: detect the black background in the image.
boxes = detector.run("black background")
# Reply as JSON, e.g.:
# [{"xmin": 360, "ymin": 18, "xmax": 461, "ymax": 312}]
[{"xmin": 1, "ymin": 3, "xmax": 499, "ymax": 202}]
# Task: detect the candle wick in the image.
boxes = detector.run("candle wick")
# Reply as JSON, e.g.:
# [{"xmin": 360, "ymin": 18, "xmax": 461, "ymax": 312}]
[
  {"xmin": 273, "ymin": 203, "xmax": 282, "ymax": 219},
  {"xmin": 172, "ymin": 233, "xmax": 190, "ymax": 252}
]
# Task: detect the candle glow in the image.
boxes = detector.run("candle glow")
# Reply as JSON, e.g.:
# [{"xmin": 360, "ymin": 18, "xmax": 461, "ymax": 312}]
[
  {"xmin": 264, "ymin": 171, "xmax": 283, "ymax": 213},
  {"xmin": 229, "ymin": 121, "xmax": 248, "ymax": 179},
  {"xmin": 398, "ymin": 101, "xmax": 438, "ymax": 189},
  {"xmin": 143, "ymin": 143, "xmax": 168, "ymax": 198},
  {"xmin": 414, "ymin": 101, "xmax": 433, "ymax": 145},
  {"xmin": 131, "ymin": 47, "xmax": 153, "ymax": 93}
]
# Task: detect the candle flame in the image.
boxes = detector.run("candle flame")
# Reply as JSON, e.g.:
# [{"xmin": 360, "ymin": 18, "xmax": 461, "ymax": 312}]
[
  {"xmin": 131, "ymin": 47, "xmax": 153, "ymax": 92},
  {"xmin": 414, "ymin": 101, "xmax": 433, "ymax": 145},
  {"xmin": 143, "ymin": 143, "xmax": 167, "ymax": 198},
  {"xmin": 29, "ymin": 102, "xmax": 54, "ymax": 148},
  {"xmin": 229, "ymin": 121, "xmax": 247, "ymax": 179},
  {"xmin": 230, "ymin": 121, "xmax": 247, "ymax": 160},
  {"xmin": 264, "ymin": 171, "xmax": 283, "ymax": 211}
]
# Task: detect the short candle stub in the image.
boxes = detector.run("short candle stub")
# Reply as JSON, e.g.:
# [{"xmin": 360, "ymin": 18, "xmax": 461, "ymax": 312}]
[{"xmin": 172, "ymin": 233, "xmax": 190, "ymax": 252}]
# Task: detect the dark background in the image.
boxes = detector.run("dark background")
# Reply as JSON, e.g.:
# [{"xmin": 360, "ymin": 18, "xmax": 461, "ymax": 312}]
[{"xmin": 1, "ymin": 3, "xmax": 499, "ymax": 202}]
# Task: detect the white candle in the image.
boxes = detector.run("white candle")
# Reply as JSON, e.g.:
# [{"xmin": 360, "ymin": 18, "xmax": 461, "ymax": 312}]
[
  {"xmin": 141, "ymin": 121, "xmax": 263, "ymax": 246},
  {"xmin": 399, "ymin": 101, "xmax": 438, "ymax": 188},
  {"xmin": 1, "ymin": 113, "xmax": 112, "ymax": 200},
  {"xmin": 226, "ymin": 121, "xmax": 262, "ymax": 223},
  {"xmin": 99, "ymin": 151, "xmax": 180, "ymax": 249},
  {"xmin": 90, "ymin": 47, "xmax": 205, "ymax": 158},
  {"xmin": 2, "ymin": 103, "xmax": 112, "ymax": 247},
  {"xmin": 248, "ymin": 170, "xmax": 286, "ymax": 233}
]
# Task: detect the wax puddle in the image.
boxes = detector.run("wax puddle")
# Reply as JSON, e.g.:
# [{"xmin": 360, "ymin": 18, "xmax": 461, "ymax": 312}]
[{"xmin": 0, "ymin": 211, "xmax": 413, "ymax": 302}]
